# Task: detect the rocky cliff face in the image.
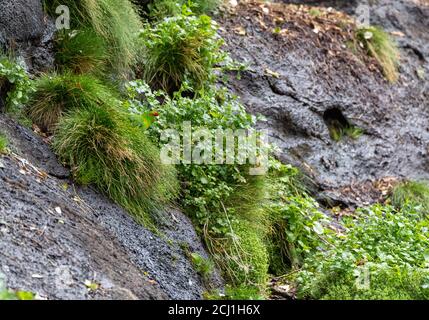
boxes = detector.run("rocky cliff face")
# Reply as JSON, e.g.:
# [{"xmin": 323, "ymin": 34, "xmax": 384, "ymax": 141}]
[
  {"xmin": 0, "ymin": 1, "xmax": 222, "ymax": 300},
  {"xmin": 1, "ymin": 0, "xmax": 428, "ymax": 300},
  {"xmin": 0, "ymin": 0, "xmax": 55, "ymax": 73},
  {"xmin": 221, "ymin": 0, "xmax": 429, "ymax": 208},
  {"xmin": 0, "ymin": 115, "xmax": 223, "ymax": 299}
]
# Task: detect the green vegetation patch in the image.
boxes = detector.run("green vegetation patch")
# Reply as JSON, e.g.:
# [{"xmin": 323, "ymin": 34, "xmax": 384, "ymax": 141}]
[
  {"xmin": 266, "ymin": 163, "xmax": 329, "ymax": 274},
  {"xmin": 27, "ymin": 73, "xmax": 116, "ymax": 133},
  {"xmin": 147, "ymin": 0, "xmax": 220, "ymax": 20},
  {"xmin": 125, "ymin": 80, "xmax": 270, "ymax": 293},
  {"xmin": 139, "ymin": 12, "xmax": 225, "ymax": 94},
  {"xmin": 297, "ymin": 204, "xmax": 429, "ymax": 300},
  {"xmin": 356, "ymin": 26, "xmax": 400, "ymax": 83},
  {"xmin": 0, "ymin": 55, "xmax": 34, "ymax": 111},
  {"xmin": 190, "ymin": 253, "xmax": 214, "ymax": 280},
  {"xmin": 391, "ymin": 180, "xmax": 429, "ymax": 215},
  {"xmin": 55, "ymin": 29, "xmax": 108, "ymax": 76},
  {"xmin": 44, "ymin": 0, "xmax": 142, "ymax": 76},
  {"xmin": 53, "ymin": 106, "xmax": 178, "ymax": 227}
]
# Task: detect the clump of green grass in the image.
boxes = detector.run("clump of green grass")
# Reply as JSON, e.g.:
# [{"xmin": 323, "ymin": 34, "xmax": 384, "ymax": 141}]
[
  {"xmin": 54, "ymin": 29, "xmax": 108, "ymax": 75},
  {"xmin": 356, "ymin": 26, "xmax": 400, "ymax": 83},
  {"xmin": 139, "ymin": 13, "xmax": 225, "ymax": 93},
  {"xmin": 0, "ymin": 134, "xmax": 8, "ymax": 154},
  {"xmin": 220, "ymin": 220, "xmax": 269, "ymax": 291},
  {"xmin": 391, "ymin": 180, "xmax": 429, "ymax": 214},
  {"xmin": 27, "ymin": 73, "xmax": 116, "ymax": 133},
  {"xmin": 53, "ymin": 106, "xmax": 178, "ymax": 226},
  {"xmin": 44, "ymin": 0, "xmax": 142, "ymax": 76},
  {"xmin": 328, "ymin": 123, "xmax": 363, "ymax": 142}
]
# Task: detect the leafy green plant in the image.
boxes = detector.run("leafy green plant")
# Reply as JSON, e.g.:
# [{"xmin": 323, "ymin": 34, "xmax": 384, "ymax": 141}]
[
  {"xmin": 148, "ymin": 0, "xmax": 220, "ymax": 20},
  {"xmin": 266, "ymin": 162, "xmax": 330, "ymax": 274},
  {"xmin": 0, "ymin": 277, "xmax": 34, "ymax": 301},
  {"xmin": 54, "ymin": 29, "xmax": 108, "ymax": 75},
  {"xmin": 297, "ymin": 204, "xmax": 429, "ymax": 300},
  {"xmin": 139, "ymin": 11, "xmax": 226, "ymax": 93},
  {"xmin": 191, "ymin": 253, "xmax": 214, "ymax": 280},
  {"xmin": 320, "ymin": 266, "xmax": 429, "ymax": 300},
  {"xmin": 356, "ymin": 26, "xmax": 399, "ymax": 83},
  {"xmin": 125, "ymin": 81, "xmax": 261, "ymax": 233},
  {"xmin": 125, "ymin": 80, "xmax": 269, "ymax": 292},
  {"xmin": 44, "ymin": 0, "xmax": 142, "ymax": 76},
  {"xmin": 391, "ymin": 180, "xmax": 429, "ymax": 215},
  {"xmin": 53, "ymin": 106, "xmax": 178, "ymax": 227},
  {"xmin": 0, "ymin": 55, "xmax": 34, "ymax": 111}
]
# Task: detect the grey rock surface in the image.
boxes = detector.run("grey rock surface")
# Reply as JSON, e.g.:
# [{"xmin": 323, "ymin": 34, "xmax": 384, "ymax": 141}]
[
  {"xmin": 0, "ymin": 115, "xmax": 223, "ymax": 299},
  {"xmin": 220, "ymin": 0, "xmax": 429, "ymax": 206},
  {"xmin": 0, "ymin": 0, "xmax": 55, "ymax": 73}
]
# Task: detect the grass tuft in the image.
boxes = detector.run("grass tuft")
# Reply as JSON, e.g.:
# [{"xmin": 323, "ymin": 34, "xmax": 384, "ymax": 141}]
[
  {"xmin": 53, "ymin": 106, "xmax": 178, "ymax": 226},
  {"xmin": 55, "ymin": 29, "xmax": 108, "ymax": 75},
  {"xmin": 27, "ymin": 73, "xmax": 116, "ymax": 133},
  {"xmin": 329, "ymin": 125, "xmax": 363, "ymax": 142},
  {"xmin": 391, "ymin": 180, "xmax": 429, "ymax": 214},
  {"xmin": 139, "ymin": 13, "xmax": 224, "ymax": 93},
  {"xmin": 356, "ymin": 26, "xmax": 400, "ymax": 83},
  {"xmin": 44, "ymin": 0, "xmax": 142, "ymax": 76},
  {"xmin": 220, "ymin": 220, "xmax": 269, "ymax": 291}
]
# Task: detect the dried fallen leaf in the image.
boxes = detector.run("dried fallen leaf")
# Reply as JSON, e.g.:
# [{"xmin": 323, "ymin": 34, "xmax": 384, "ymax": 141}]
[
  {"xmin": 391, "ymin": 31, "xmax": 405, "ymax": 37},
  {"xmin": 265, "ymin": 68, "xmax": 280, "ymax": 78}
]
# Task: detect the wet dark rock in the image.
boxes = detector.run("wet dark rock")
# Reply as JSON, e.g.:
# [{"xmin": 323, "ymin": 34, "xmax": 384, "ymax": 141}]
[
  {"xmin": 220, "ymin": 0, "xmax": 429, "ymax": 206},
  {"xmin": 77, "ymin": 188, "xmax": 224, "ymax": 300},
  {"xmin": 132, "ymin": 0, "xmax": 155, "ymax": 16},
  {"xmin": 0, "ymin": 117, "xmax": 69, "ymax": 178},
  {"xmin": 0, "ymin": 154, "xmax": 167, "ymax": 300},
  {"xmin": 0, "ymin": 114, "xmax": 223, "ymax": 299},
  {"xmin": 0, "ymin": 0, "xmax": 55, "ymax": 73}
]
